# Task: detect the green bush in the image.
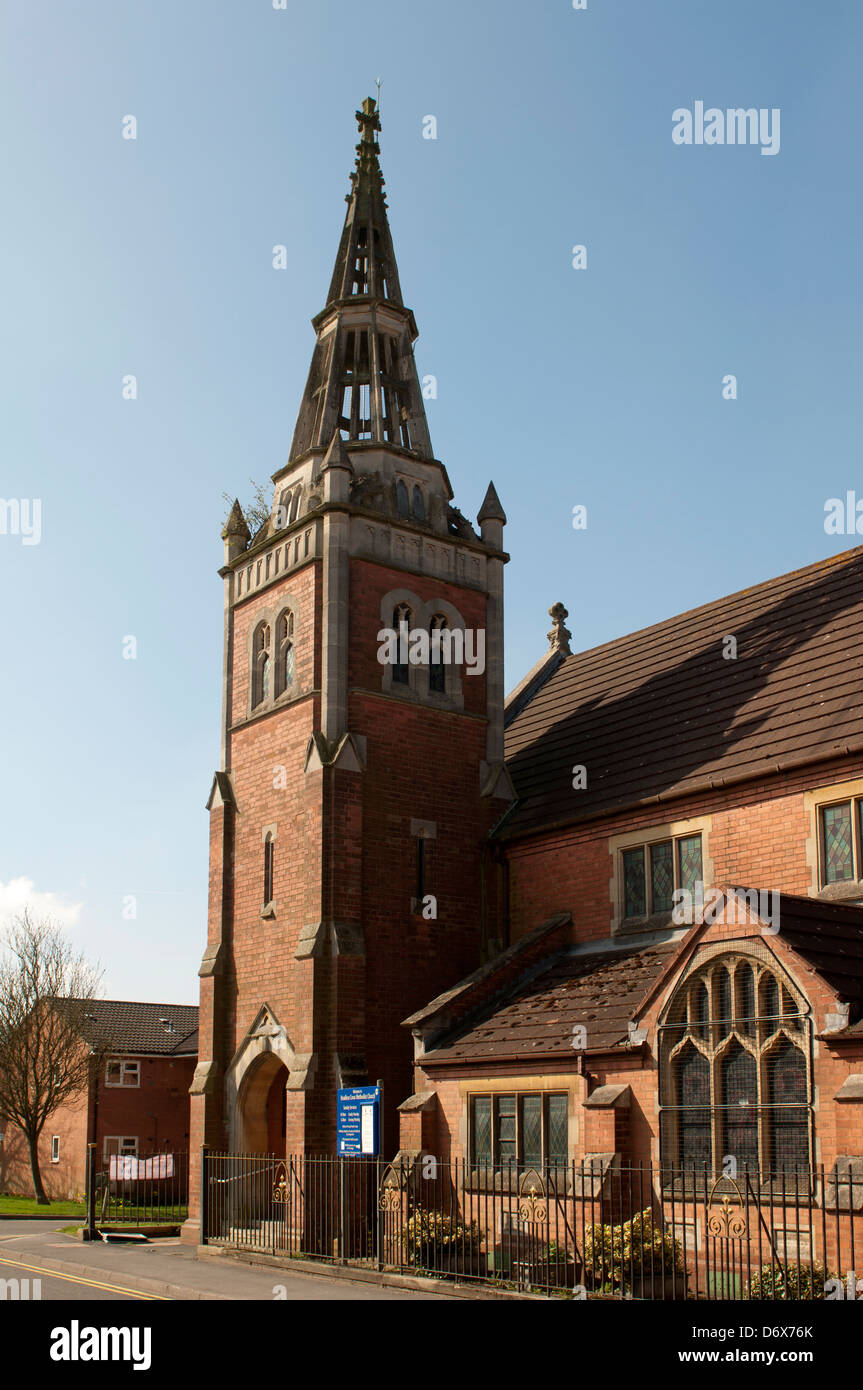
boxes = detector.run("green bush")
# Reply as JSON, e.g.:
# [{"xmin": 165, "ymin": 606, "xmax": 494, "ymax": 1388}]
[
  {"xmin": 400, "ymin": 1205, "xmax": 480, "ymax": 1266},
  {"xmin": 745, "ymin": 1262, "xmax": 828, "ymax": 1301},
  {"xmin": 583, "ymin": 1207, "xmax": 686, "ymax": 1293}
]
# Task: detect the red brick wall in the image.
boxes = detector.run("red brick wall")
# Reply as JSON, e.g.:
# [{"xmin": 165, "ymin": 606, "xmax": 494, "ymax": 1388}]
[
  {"xmin": 0, "ymin": 1095, "xmax": 89, "ymax": 1200},
  {"xmin": 94, "ymin": 1055, "xmax": 195, "ymax": 1158},
  {"xmin": 505, "ymin": 753, "xmax": 863, "ymax": 944}
]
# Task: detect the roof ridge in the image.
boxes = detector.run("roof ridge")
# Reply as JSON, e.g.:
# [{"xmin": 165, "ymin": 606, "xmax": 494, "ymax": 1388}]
[{"xmin": 558, "ymin": 543, "xmax": 863, "ymax": 667}]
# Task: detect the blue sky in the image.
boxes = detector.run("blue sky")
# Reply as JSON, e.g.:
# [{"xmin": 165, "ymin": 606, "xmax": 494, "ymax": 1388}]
[{"xmin": 1, "ymin": 0, "xmax": 860, "ymax": 999}]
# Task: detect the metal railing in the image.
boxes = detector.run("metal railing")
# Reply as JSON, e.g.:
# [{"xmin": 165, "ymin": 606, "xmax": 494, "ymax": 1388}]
[
  {"xmin": 203, "ymin": 1154, "xmax": 863, "ymax": 1299},
  {"xmin": 88, "ymin": 1149, "xmax": 189, "ymax": 1230}
]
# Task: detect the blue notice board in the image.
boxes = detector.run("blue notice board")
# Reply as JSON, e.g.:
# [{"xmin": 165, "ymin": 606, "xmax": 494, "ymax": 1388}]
[{"xmin": 337, "ymin": 1085, "xmax": 380, "ymax": 1155}]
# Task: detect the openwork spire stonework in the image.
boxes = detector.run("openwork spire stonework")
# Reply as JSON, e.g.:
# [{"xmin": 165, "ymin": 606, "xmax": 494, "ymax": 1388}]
[{"xmin": 288, "ymin": 97, "xmax": 433, "ymax": 463}]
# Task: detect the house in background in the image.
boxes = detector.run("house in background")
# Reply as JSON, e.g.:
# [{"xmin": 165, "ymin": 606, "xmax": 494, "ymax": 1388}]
[{"xmin": 0, "ymin": 1000, "xmax": 197, "ymax": 1200}]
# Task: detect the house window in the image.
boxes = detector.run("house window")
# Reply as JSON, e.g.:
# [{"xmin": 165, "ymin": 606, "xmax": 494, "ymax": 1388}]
[
  {"xmin": 660, "ymin": 955, "xmax": 810, "ymax": 1179},
  {"xmin": 103, "ymin": 1136, "xmax": 138, "ymax": 1161},
  {"xmin": 252, "ymin": 621, "xmax": 271, "ymax": 709},
  {"xmin": 51, "ymin": 1136, "xmax": 60, "ymax": 1163},
  {"xmin": 622, "ymin": 833, "xmax": 703, "ymax": 920},
  {"xmin": 469, "ymin": 1093, "xmax": 568, "ymax": 1170},
  {"xmin": 263, "ymin": 833, "xmax": 275, "ymax": 906},
  {"xmin": 818, "ymin": 799, "xmax": 863, "ymax": 885},
  {"xmin": 105, "ymin": 1059, "xmax": 140, "ymax": 1087}
]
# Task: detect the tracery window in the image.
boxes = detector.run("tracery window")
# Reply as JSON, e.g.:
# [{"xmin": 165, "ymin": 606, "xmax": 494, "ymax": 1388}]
[
  {"xmin": 660, "ymin": 955, "xmax": 810, "ymax": 1181},
  {"xmin": 429, "ymin": 613, "xmax": 447, "ymax": 693},
  {"xmin": 252, "ymin": 621, "xmax": 271, "ymax": 709},
  {"xmin": 275, "ymin": 610, "xmax": 295, "ymax": 698},
  {"xmin": 392, "ymin": 602, "xmax": 411, "ymax": 685}
]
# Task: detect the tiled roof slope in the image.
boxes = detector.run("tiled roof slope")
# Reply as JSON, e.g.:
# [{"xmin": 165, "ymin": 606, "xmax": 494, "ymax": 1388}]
[
  {"xmin": 773, "ymin": 895, "xmax": 863, "ymax": 1010},
  {"xmin": 61, "ymin": 1000, "xmax": 199, "ymax": 1056},
  {"xmin": 420, "ymin": 941, "xmax": 676, "ymax": 1065},
  {"xmin": 501, "ymin": 545, "xmax": 863, "ymax": 838}
]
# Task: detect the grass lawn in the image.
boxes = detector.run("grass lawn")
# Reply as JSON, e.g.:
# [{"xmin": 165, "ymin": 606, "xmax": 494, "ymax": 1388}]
[{"xmin": 0, "ymin": 1194, "xmax": 86, "ymax": 1217}]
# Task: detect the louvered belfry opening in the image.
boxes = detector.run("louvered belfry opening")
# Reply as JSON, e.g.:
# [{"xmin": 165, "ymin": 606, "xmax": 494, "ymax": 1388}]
[{"xmin": 288, "ymin": 97, "xmax": 433, "ymax": 464}]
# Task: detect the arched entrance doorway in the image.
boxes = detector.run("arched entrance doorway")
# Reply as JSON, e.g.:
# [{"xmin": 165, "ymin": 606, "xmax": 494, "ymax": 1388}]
[{"xmin": 237, "ymin": 1052, "xmax": 289, "ymax": 1157}]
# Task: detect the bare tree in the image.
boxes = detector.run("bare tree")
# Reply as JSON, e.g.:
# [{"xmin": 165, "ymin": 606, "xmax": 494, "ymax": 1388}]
[{"xmin": 0, "ymin": 910, "xmax": 108, "ymax": 1204}]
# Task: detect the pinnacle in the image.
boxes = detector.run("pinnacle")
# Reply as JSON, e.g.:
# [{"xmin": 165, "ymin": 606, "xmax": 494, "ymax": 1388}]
[
  {"xmin": 321, "ymin": 430, "xmax": 354, "ymax": 473},
  {"xmin": 221, "ymin": 499, "xmax": 250, "ymax": 542},
  {"xmin": 477, "ymin": 481, "xmax": 507, "ymax": 526}
]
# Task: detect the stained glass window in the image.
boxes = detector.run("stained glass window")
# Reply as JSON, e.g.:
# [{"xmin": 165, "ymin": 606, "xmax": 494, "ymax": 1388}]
[
  {"xmin": 677, "ymin": 1046, "xmax": 711, "ymax": 1167},
  {"xmin": 261, "ymin": 652, "xmax": 270, "ymax": 701},
  {"xmin": 767, "ymin": 1039, "xmax": 809, "ymax": 1171},
  {"xmin": 547, "ymin": 1095, "xmax": 568, "ymax": 1165},
  {"xmin": 822, "ymin": 802, "xmax": 854, "ymax": 883},
  {"xmin": 496, "ymin": 1095, "xmax": 517, "ymax": 1165},
  {"xmin": 665, "ymin": 958, "xmax": 810, "ymax": 1175},
  {"xmin": 677, "ymin": 835, "xmax": 703, "ymax": 896},
  {"xmin": 284, "ymin": 645, "xmax": 294, "ymax": 687},
  {"xmin": 693, "ymin": 982, "xmax": 710, "ymax": 1041},
  {"xmin": 721, "ymin": 1043, "xmax": 758, "ymax": 1173},
  {"xmin": 716, "ymin": 969, "xmax": 732, "ymax": 1028},
  {"xmin": 763, "ymin": 974, "xmax": 780, "ymax": 1026},
  {"xmin": 469, "ymin": 1094, "xmax": 568, "ymax": 1168},
  {"xmin": 650, "ymin": 841, "xmax": 674, "ymax": 913},
  {"xmin": 737, "ymin": 963, "xmax": 756, "ymax": 1037},
  {"xmin": 623, "ymin": 848, "xmax": 646, "ymax": 918},
  {"xmin": 472, "ymin": 1098, "xmax": 492, "ymax": 1164},
  {"xmin": 521, "ymin": 1096, "xmax": 542, "ymax": 1169}
]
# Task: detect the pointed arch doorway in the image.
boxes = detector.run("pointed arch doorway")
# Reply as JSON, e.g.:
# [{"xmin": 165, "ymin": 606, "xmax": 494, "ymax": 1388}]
[
  {"xmin": 225, "ymin": 1004, "xmax": 297, "ymax": 1155},
  {"xmin": 238, "ymin": 1051, "xmax": 289, "ymax": 1157}
]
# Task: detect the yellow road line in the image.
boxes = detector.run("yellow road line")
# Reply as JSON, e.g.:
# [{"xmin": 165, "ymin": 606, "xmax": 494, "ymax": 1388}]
[{"xmin": 0, "ymin": 1254, "xmax": 167, "ymax": 1300}]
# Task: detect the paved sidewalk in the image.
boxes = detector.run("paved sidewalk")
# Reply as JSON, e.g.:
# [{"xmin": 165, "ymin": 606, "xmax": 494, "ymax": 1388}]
[{"xmin": 0, "ymin": 1221, "xmax": 460, "ymax": 1301}]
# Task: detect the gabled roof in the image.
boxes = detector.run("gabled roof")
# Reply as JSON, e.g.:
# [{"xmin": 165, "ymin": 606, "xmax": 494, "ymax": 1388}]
[
  {"xmin": 501, "ymin": 545, "xmax": 863, "ymax": 839},
  {"xmin": 62, "ymin": 1000, "xmax": 199, "ymax": 1056},
  {"xmin": 771, "ymin": 894, "xmax": 863, "ymax": 1008},
  {"xmin": 415, "ymin": 893, "xmax": 863, "ymax": 1069},
  {"xmin": 418, "ymin": 940, "xmax": 677, "ymax": 1066}
]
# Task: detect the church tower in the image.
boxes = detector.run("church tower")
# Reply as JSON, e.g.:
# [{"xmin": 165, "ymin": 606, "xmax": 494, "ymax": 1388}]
[{"xmin": 185, "ymin": 99, "xmax": 511, "ymax": 1235}]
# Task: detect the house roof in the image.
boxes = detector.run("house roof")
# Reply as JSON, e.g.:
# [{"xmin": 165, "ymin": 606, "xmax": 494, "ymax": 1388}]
[
  {"xmin": 500, "ymin": 544, "xmax": 863, "ymax": 839},
  {"xmin": 63, "ymin": 1000, "xmax": 199, "ymax": 1056},
  {"xmin": 419, "ymin": 940, "xmax": 677, "ymax": 1066}
]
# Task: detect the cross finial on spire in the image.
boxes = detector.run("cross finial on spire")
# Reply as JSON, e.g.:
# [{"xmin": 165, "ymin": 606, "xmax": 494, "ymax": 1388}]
[{"xmin": 356, "ymin": 97, "xmax": 381, "ymax": 146}]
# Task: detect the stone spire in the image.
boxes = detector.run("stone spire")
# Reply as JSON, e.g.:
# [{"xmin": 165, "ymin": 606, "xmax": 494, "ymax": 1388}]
[
  {"xmin": 547, "ymin": 603, "xmax": 572, "ymax": 655},
  {"xmin": 288, "ymin": 98, "xmax": 434, "ymax": 464},
  {"xmin": 325, "ymin": 97, "xmax": 403, "ymax": 307}
]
